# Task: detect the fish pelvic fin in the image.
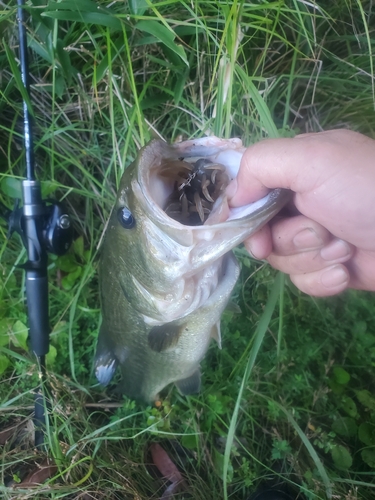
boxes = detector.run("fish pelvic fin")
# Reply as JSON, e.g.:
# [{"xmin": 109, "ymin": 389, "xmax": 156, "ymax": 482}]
[
  {"xmin": 94, "ymin": 326, "xmax": 118, "ymax": 386},
  {"xmin": 226, "ymin": 301, "xmax": 242, "ymax": 314},
  {"xmin": 95, "ymin": 357, "xmax": 117, "ymax": 386},
  {"xmin": 175, "ymin": 369, "xmax": 201, "ymax": 396},
  {"xmin": 148, "ymin": 321, "xmax": 184, "ymax": 352},
  {"xmin": 211, "ymin": 321, "xmax": 222, "ymax": 349}
]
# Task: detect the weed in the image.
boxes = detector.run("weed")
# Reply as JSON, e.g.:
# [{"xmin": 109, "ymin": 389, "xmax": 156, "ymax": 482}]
[{"xmin": 1, "ymin": 1, "xmax": 375, "ymax": 499}]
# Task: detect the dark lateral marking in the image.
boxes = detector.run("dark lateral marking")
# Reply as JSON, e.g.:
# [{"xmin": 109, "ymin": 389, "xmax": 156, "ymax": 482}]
[{"xmin": 148, "ymin": 322, "xmax": 184, "ymax": 352}]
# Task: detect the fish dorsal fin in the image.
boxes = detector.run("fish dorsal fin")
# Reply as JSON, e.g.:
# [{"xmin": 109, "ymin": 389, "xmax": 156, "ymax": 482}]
[
  {"xmin": 148, "ymin": 322, "xmax": 183, "ymax": 352},
  {"xmin": 175, "ymin": 369, "xmax": 201, "ymax": 395},
  {"xmin": 211, "ymin": 321, "xmax": 222, "ymax": 349}
]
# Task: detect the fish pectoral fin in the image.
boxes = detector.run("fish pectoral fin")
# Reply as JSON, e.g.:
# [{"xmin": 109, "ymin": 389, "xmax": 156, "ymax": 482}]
[
  {"xmin": 175, "ymin": 369, "xmax": 201, "ymax": 395},
  {"xmin": 148, "ymin": 322, "xmax": 184, "ymax": 352},
  {"xmin": 211, "ymin": 321, "xmax": 222, "ymax": 349}
]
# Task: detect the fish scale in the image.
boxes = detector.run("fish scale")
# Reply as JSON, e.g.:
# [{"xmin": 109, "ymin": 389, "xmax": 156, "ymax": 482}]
[{"xmin": 94, "ymin": 137, "xmax": 291, "ymax": 402}]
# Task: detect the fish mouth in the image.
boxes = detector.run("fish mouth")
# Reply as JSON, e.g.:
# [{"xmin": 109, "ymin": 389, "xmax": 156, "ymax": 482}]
[
  {"xmin": 155, "ymin": 157, "xmax": 231, "ymax": 225},
  {"xmin": 138, "ymin": 137, "xmax": 289, "ymax": 232},
  {"xmin": 138, "ymin": 137, "xmax": 265, "ymax": 228}
]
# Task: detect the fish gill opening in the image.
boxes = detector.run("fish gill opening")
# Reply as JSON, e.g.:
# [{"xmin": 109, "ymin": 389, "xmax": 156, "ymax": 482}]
[{"xmin": 157, "ymin": 158, "xmax": 230, "ymax": 225}]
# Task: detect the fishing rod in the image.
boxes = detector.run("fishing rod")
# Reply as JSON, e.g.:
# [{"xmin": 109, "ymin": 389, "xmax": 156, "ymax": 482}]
[{"xmin": 2, "ymin": 0, "xmax": 72, "ymax": 447}]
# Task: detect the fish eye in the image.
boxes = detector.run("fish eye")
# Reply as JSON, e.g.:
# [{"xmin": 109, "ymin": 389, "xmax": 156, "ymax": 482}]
[{"xmin": 117, "ymin": 207, "xmax": 135, "ymax": 229}]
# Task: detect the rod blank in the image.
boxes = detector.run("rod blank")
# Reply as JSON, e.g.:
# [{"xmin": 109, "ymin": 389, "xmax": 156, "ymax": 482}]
[{"xmin": 17, "ymin": 0, "xmax": 35, "ymax": 181}]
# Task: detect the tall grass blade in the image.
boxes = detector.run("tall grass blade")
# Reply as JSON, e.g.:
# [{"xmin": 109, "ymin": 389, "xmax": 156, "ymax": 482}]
[
  {"xmin": 223, "ymin": 272, "xmax": 283, "ymax": 499},
  {"xmin": 4, "ymin": 41, "xmax": 34, "ymax": 117},
  {"xmin": 136, "ymin": 20, "xmax": 189, "ymax": 66},
  {"xmin": 236, "ymin": 65, "xmax": 278, "ymax": 138}
]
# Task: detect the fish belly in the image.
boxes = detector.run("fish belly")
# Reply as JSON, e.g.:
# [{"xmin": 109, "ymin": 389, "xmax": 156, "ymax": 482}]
[{"xmin": 95, "ymin": 253, "xmax": 239, "ymax": 402}]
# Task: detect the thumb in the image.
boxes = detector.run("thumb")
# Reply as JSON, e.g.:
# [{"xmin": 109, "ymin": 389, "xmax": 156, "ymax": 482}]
[{"xmin": 228, "ymin": 135, "xmax": 322, "ymax": 207}]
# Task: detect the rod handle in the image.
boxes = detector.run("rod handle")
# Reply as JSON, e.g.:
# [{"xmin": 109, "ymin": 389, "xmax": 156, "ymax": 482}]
[{"xmin": 25, "ymin": 271, "xmax": 49, "ymax": 356}]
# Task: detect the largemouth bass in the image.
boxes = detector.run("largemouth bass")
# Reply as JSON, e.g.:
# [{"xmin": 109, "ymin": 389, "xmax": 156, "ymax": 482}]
[{"xmin": 95, "ymin": 137, "xmax": 290, "ymax": 402}]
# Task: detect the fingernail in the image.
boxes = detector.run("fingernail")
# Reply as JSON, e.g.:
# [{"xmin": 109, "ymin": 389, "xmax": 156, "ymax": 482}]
[
  {"xmin": 320, "ymin": 239, "xmax": 351, "ymax": 261},
  {"xmin": 293, "ymin": 228, "xmax": 323, "ymax": 250},
  {"xmin": 244, "ymin": 241, "xmax": 260, "ymax": 261},
  {"xmin": 321, "ymin": 265, "xmax": 349, "ymax": 288},
  {"xmin": 226, "ymin": 179, "xmax": 237, "ymax": 200}
]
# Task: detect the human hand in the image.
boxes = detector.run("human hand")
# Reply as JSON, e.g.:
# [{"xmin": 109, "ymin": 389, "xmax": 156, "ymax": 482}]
[{"xmin": 228, "ymin": 129, "xmax": 375, "ymax": 296}]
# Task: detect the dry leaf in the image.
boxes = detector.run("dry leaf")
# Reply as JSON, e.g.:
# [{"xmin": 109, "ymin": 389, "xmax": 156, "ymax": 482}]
[
  {"xmin": 150, "ymin": 443, "xmax": 182, "ymax": 483},
  {"xmin": 0, "ymin": 424, "xmax": 19, "ymax": 445},
  {"xmin": 150, "ymin": 443, "xmax": 186, "ymax": 499},
  {"xmin": 0, "ymin": 419, "xmax": 32, "ymax": 446},
  {"xmin": 17, "ymin": 459, "xmax": 57, "ymax": 487}
]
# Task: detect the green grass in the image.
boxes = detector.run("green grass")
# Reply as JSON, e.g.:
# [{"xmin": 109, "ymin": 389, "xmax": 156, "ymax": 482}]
[{"xmin": 1, "ymin": 0, "xmax": 375, "ymax": 498}]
